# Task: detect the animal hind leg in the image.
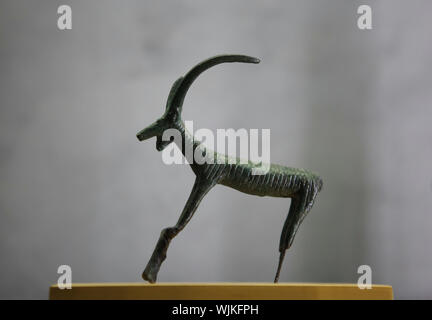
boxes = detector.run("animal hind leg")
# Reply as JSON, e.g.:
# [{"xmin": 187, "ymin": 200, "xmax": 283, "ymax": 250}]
[
  {"xmin": 142, "ymin": 177, "xmax": 215, "ymax": 283},
  {"xmin": 274, "ymin": 182, "xmax": 320, "ymax": 282},
  {"xmin": 274, "ymin": 196, "xmax": 301, "ymax": 282}
]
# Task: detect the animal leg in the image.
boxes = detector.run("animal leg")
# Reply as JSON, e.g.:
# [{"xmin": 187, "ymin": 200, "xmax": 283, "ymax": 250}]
[
  {"xmin": 142, "ymin": 177, "xmax": 215, "ymax": 283},
  {"xmin": 274, "ymin": 180, "xmax": 321, "ymax": 283},
  {"xmin": 274, "ymin": 195, "xmax": 305, "ymax": 283}
]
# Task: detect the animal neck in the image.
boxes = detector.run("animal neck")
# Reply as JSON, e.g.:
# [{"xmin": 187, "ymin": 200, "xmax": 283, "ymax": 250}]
[{"xmin": 175, "ymin": 120, "xmax": 204, "ymax": 165}]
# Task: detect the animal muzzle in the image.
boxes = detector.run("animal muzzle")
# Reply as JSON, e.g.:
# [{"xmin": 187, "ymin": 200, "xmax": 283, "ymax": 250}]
[{"xmin": 136, "ymin": 121, "xmax": 160, "ymax": 141}]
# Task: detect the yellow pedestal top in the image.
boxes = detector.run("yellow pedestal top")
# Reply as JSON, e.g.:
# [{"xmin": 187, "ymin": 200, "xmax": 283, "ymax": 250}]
[{"xmin": 49, "ymin": 282, "xmax": 393, "ymax": 300}]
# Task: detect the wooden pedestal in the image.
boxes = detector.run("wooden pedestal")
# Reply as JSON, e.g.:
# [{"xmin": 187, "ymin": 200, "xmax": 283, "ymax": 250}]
[{"xmin": 49, "ymin": 282, "xmax": 393, "ymax": 300}]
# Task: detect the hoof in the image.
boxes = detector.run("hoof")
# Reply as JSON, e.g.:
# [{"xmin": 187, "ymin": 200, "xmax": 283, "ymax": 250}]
[
  {"xmin": 142, "ymin": 267, "xmax": 157, "ymax": 283},
  {"xmin": 142, "ymin": 263, "xmax": 157, "ymax": 283}
]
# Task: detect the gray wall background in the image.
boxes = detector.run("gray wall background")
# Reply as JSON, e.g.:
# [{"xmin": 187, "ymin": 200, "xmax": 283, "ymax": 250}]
[{"xmin": 1, "ymin": 0, "xmax": 431, "ymax": 299}]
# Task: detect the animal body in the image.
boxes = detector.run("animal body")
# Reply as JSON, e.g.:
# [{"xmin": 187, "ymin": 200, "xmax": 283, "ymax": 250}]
[{"xmin": 137, "ymin": 55, "xmax": 323, "ymax": 283}]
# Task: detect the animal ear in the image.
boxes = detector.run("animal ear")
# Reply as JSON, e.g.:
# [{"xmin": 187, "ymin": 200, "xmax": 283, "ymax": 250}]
[{"xmin": 165, "ymin": 77, "xmax": 184, "ymax": 111}]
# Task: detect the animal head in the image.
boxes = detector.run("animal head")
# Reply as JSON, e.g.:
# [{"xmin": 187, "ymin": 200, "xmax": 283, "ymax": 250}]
[
  {"xmin": 136, "ymin": 77, "xmax": 184, "ymax": 151},
  {"xmin": 136, "ymin": 54, "xmax": 260, "ymax": 152}
]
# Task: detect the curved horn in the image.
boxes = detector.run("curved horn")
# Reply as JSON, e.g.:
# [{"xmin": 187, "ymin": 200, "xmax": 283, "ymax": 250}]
[{"xmin": 167, "ymin": 54, "xmax": 260, "ymax": 117}]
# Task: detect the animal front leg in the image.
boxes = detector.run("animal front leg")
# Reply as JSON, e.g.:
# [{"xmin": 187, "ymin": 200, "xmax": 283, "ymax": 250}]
[{"xmin": 142, "ymin": 177, "xmax": 215, "ymax": 283}]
